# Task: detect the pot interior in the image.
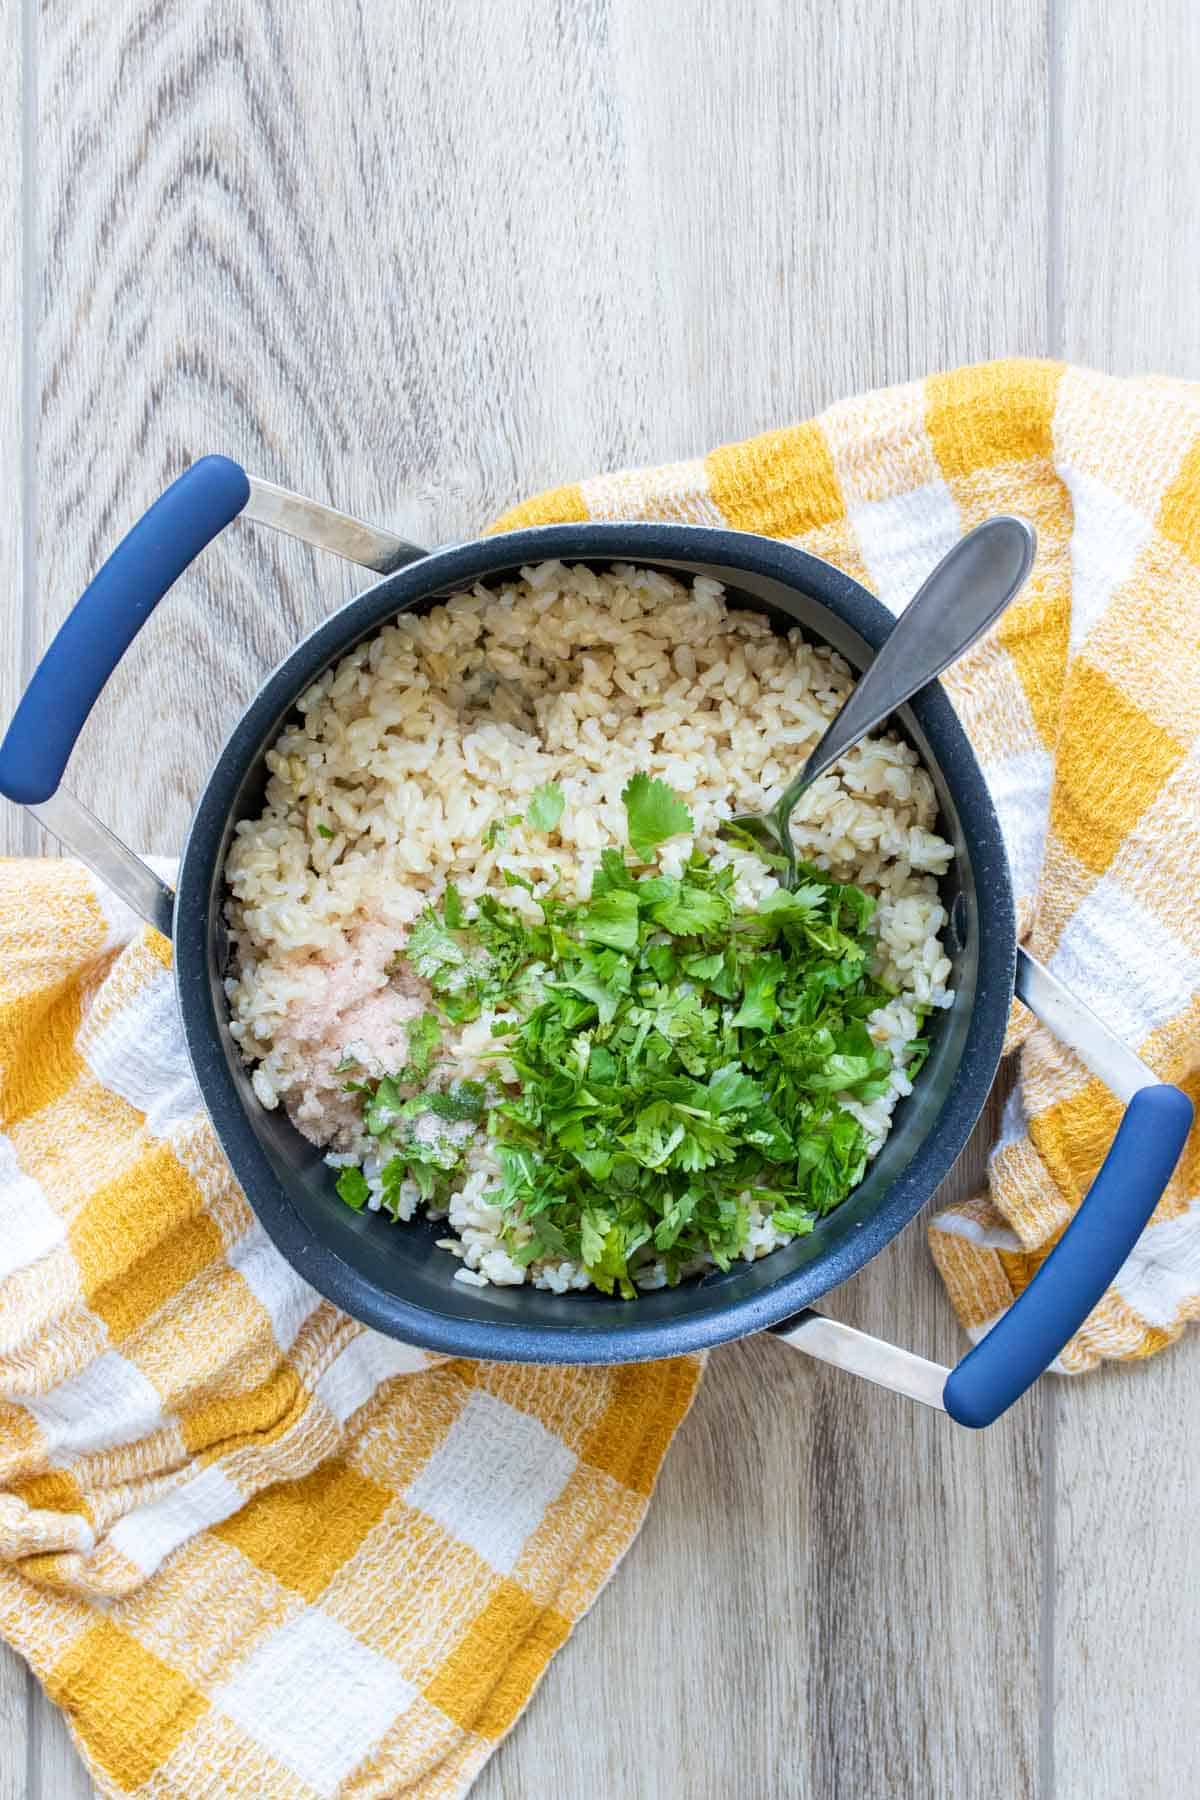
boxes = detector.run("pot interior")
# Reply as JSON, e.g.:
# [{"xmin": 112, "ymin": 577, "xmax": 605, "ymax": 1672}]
[{"xmin": 177, "ymin": 526, "xmax": 1014, "ymax": 1361}]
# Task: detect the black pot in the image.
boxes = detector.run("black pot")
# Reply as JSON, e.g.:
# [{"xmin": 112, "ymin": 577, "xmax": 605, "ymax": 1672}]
[{"xmin": 2, "ymin": 458, "xmax": 1187, "ymax": 1427}]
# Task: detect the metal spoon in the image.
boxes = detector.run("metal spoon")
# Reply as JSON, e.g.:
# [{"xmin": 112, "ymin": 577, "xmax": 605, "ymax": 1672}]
[{"xmin": 723, "ymin": 515, "xmax": 1037, "ymax": 884}]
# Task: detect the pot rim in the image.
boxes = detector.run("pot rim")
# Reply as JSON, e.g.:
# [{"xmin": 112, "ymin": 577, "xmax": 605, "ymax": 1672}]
[{"xmin": 176, "ymin": 522, "xmax": 1016, "ymax": 1363}]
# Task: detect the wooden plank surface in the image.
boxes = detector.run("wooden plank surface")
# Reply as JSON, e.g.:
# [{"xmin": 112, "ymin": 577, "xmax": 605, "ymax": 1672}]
[
  {"xmin": 0, "ymin": 0, "xmax": 26, "ymax": 851},
  {"xmin": 1056, "ymin": 0, "xmax": 1200, "ymax": 378},
  {"xmin": 1052, "ymin": 4, "xmax": 1200, "ymax": 1796},
  {"xmin": 3, "ymin": 0, "xmax": 1196, "ymax": 1796},
  {"xmin": 0, "ymin": 0, "xmax": 31, "ymax": 1784},
  {"xmin": 32, "ymin": 0, "xmax": 1051, "ymax": 866}
]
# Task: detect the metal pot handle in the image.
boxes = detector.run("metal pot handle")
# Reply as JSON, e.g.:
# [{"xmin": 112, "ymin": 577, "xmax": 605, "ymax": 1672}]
[
  {"xmin": 0, "ymin": 456, "xmax": 426, "ymax": 933},
  {"xmin": 773, "ymin": 951, "xmax": 1192, "ymax": 1427}
]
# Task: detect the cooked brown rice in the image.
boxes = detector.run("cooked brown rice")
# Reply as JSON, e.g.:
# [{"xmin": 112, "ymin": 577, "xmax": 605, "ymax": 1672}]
[{"xmin": 223, "ymin": 560, "xmax": 954, "ymax": 1291}]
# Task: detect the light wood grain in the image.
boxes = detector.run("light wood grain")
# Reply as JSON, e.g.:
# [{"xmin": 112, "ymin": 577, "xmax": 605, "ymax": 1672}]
[
  {"xmin": 23, "ymin": 1698, "xmax": 91, "ymax": 1800},
  {"xmin": 606, "ymin": 0, "xmax": 1050, "ymax": 445},
  {"xmin": 0, "ymin": 0, "xmax": 32, "ymax": 1775},
  {"xmin": 796, "ymin": 1090, "xmax": 1043, "ymax": 1800},
  {"xmin": 1053, "ymin": 1345, "xmax": 1200, "ymax": 1800},
  {"xmin": 1052, "ymin": 5, "xmax": 1200, "ymax": 1796},
  {"xmin": 0, "ymin": 1660, "xmax": 28, "ymax": 1800},
  {"xmin": 1056, "ymin": 0, "xmax": 1200, "ymax": 376},
  {"xmin": 32, "ymin": 0, "xmax": 1054, "ymax": 851},
  {"xmin": 0, "ymin": 0, "xmax": 28, "ymax": 865},
  {"xmin": 7, "ymin": 0, "xmax": 1199, "ymax": 1795}
]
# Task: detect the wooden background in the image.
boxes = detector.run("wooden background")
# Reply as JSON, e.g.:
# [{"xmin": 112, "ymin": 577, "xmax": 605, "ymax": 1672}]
[{"xmin": 1, "ymin": 0, "xmax": 1198, "ymax": 1794}]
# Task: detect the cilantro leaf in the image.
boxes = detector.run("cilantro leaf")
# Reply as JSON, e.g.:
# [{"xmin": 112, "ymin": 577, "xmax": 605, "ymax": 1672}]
[
  {"xmin": 558, "ymin": 948, "xmax": 632, "ymax": 1025},
  {"xmin": 754, "ymin": 885, "xmax": 826, "ymax": 926},
  {"xmin": 484, "ymin": 813, "xmax": 522, "ymax": 849},
  {"xmin": 404, "ymin": 1012, "xmax": 441, "ymax": 1079},
  {"xmin": 643, "ymin": 942, "xmax": 678, "ymax": 982},
  {"xmin": 686, "ymin": 946, "xmax": 739, "ymax": 999},
  {"xmin": 335, "ymin": 1166, "xmax": 370, "ymax": 1211},
  {"xmin": 625, "ymin": 1102, "xmax": 686, "ymax": 1170},
  {"xmin": 526, "ymin": 782, "xmax": 566, "ymax": 833},
  {"xmin": 681, "ymin": 950, "xmax": 724, "ymax": 980},
  {"xmin": 579, "ymin": 1208, "xmax": 608, "ymax": 1267},
  {"xmin": 364, "ymin": 1075, "xmax": 407, "ymax": 1137},
  {"xmin": 706, "ymin": 1065, "xmax": 765, "ymax": 1113},
  {"xmin": 804, "ymin": 1053, "xmax": 875, "ymax": 1092},
  {"xmin": 315, "ymin": 822, "xmax": 335, "ymax": 840},
  {"xmin": 591, "ymin": 847, "xmax": 636, "ymax": 896},
  {"xmin": 771, "ymin": 1204, "xmax": 815, "ymax": 1235},
  {"xmin": 731, "ymin": 953, "xmax": 785, "ymax": 1029},
  {"xmin": 405, "ymin": 911, "xmax": 470, "ymax": 991},
  {"xmin": 654, "ymin": 1188, "xmax": 698, "ymax": 1250},
  {"xmin": 581, "ymin": 1212, "xmax": 635, "ymax": 1297},
  {"xmin": 399, "ymin": 1157, "xmax": 439, "ymax": 1202},
  {"xmin": 577, "ymin": 889, "xmax": 640, "ymax": 952},
  {"xmin": 423, "ymin": 1079, "xmax": 487, "ymax": 1123},
  {"xmin": 443, "ymin": 883, "xmax": 465, "ymax": 929},
  {"xmin": 574, "ymin": 1145, "xmax": 615, "ymax": 1180},
  {"xmin": 639, "ymin": 878, "xmax": 731, "ymax": 938},
  {"xmin": 621, "ymin": 774, "xmax": 694, "ymax": 861}
]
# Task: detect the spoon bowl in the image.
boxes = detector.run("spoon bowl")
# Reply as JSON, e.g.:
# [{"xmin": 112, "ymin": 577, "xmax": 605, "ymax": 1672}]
[{"xmin": 724, "ymin": 515, "xmax": 1037, "ymax": 883}]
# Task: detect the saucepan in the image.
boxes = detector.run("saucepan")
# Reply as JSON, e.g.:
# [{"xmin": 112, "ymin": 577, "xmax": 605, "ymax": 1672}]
[{"xmin": 0, "ymin": 458, "xmax": 1190, "ymax": 1427}]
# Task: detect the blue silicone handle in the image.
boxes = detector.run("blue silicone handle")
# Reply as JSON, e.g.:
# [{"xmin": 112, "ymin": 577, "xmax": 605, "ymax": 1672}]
[
  {"xmin": 0, "ymin": 455, "xmax": 250, "ymax": 806},
  {"xmin": 943, "ymin": 1082, "xmax": 1193, "ymax": 1428}
]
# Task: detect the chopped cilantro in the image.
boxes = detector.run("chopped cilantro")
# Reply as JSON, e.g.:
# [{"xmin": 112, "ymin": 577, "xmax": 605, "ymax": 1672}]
[
  {"xmin": 591, "ymin": 847, "xmax": 636, "ymax": 895},
  {"xmin": 443, "ymin": 883, "xmax": 465, "ymax": 929},
  {"xmin": 364, "ymin": 1075, "xmax": 407, "ymax": 1137},
  {"xmin": 484, "ymin": 812, "xmax": 522, "ymax": 849},
  {"xmin": 578, "ymin": 889, "xmax": 640, "ymax": 951},
  {"xmin": 404, "ymin": 1012, "xmax": 441, "ymax": 1079},
  {"xmin": 335, "ymin": 1166, "xmax": 370, "ymax": 1211},
  {"xmin": 526, "ymin": 783, "xmax": 565, "ymax": 833},
  {"xmin": 315, "ymin": 823, "xmax": 335, "ymax": 840},
  {"xmin": 558, "ymin": 946, "xmax": 631, "ymax": 1025},
  {"xmin": 328, "ymin": 772, "xmax": 933, "ymax": 1293},
  {"xmin": 638, "ymin": 876, "xmax": 731, "ymax": 938},
  {"xmin": 770, "ymin": 1204, "xmax": 816, "ymax": 1236},
  {"xmin": 405, "ymin": 911, "xmax": 471, "ymax": 990},
  {"xmin": 424, "ymin": 1079, "xmax": 487, "ymax": 1124},
  {"xmin": 730, "ymin": 954, "xmax": 785, "ymax": 1029}
]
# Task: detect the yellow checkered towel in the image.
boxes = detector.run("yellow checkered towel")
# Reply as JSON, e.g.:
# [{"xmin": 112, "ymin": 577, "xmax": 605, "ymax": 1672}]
[
  {"xmin": 0, "ymin": 863, "xmax": 699, "ymax": 1794},
  {"xmin": 496, "ymin": 358, "xmax": 1200, "ymax": 1368},
  {"xmin": 2, "ymin": 357, "xmax": 1198, "ymax": 1797}
]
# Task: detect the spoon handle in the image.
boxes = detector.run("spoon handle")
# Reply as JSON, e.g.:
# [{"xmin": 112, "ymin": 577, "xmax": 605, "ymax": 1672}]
[{"xmin": 781, "ymin": 514, "xmax": 1036, "ymax": 810}]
